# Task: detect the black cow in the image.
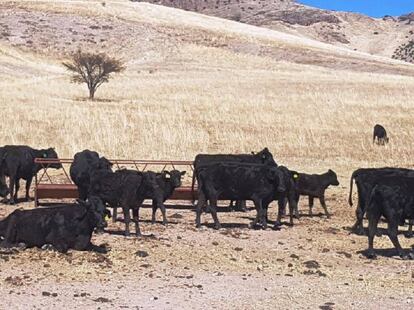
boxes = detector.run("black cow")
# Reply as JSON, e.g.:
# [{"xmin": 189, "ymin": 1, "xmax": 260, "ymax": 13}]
[
  {"xmin": 366, "ymin": 176, "xmax": 414, "ymax": 259},
  {"xmin": 89, "ymin": 169, "xmax": 159, "ymax": 236},
  {"xmin": 70, "ymin": 150, "xmax": 112, "ymax": 201},
  {"xmin": 373, "ymin": 124, "xmax": 389, "ymax": 145},
  {"xmin": 349, "ymin": 167, "xmax": 414, "ymax": 235},
  {"xmin": 111, "ymin": 170, "xmax": 186, "ymax": 226},
  {"xmin": 262, "ymin": 166, "xmax": 299, "ymax": 228},
  {"xmin": 293, "ymin": 169, "xmax": 339, "ymax": 218},
  {"xmin": 0, "ymin": 196, "xmax": 107, "ymax": 253},
  {"xmin": 0, "ymin": 145, "xmax": 61, "ymax": 204},
  {"xmin": 150, "ymin": 170, "xmax": 186, "ymax": 225},
  {"xmin": 192, "ymin": 148, "xmax": 277, "ymax": 210},
  {"xmin": 195, "ymin": 163, "xmax": 288, "ymax": 230}
]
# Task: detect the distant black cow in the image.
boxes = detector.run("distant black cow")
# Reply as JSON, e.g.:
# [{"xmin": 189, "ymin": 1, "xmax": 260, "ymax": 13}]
[
  {"xmin": 192, "ymin": 148, "xmax": 277, "ymax": 210},
  {"xmin": 195, "ymin": 163, "xmax": 288, "ymax": 230},
  {"xmin": 373, "ymin": 124, "xmax": 389, "ymax": 145},
  {"xmin": 0, "ymin": 196, "xmax": 107, "ymax": 253},
  {"xmin": 111, "ymin": 170, "xmax": 186, "ymax": 225},
  {"xmin": 349, "ymin": 167, "xmax": 414, "ymax": 235},
  {"xmin": 293, "ymin": 169, "xmax": 339, "ymax": 218},
  {"xmin": 89, "ymin": 169, "xmax": 160, "ymax": 236},
  {"xmin": 0, "ymin": 145, "xmax": 61, "ymax": 204},
  {"xmin": 366, "ymin": 176, "xmax": 414, "ymax": 259},
  {"xmin": 70, "ymin": 150, "xmax": 112, "ymax": 201}
]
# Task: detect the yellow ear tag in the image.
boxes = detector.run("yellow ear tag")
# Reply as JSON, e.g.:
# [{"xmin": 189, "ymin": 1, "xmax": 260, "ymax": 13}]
[
  {"xmin": 293, "ymin": 174, "xmax": 298, "ymax": 179},
  {"xmin": 105, "ymin": 215, "xmax": 110, "ymax": 222}
]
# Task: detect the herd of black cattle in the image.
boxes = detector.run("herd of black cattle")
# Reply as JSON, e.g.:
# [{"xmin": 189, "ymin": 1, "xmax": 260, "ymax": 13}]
[{"xmin": 0, "ymin": 144, "xmax": 413, "ymax": 260}]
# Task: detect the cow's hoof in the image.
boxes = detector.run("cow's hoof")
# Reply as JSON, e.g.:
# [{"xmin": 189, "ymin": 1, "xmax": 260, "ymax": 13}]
[
  {"xmin": 272, "ymin": 225, "xmax": 281, "ymax": 231},
  {"xmin": 41, "ymin": 244, "xmax": 56, "ymax": 251},
  {"xmin": 124, "ymin": 232, "xmax": 131, "ymax": 237},
  {"xmin": 17, "ymin": 242, "xmax": 27, "ymax": 250},
  {"xmin": 366, "ymin": 251, "xmax": 377, "ymax": 259},
  {"xmin": 162, "ymin": 221, "xmax": 168, "ymax": 226},
  {"xmin": 353, "ymin": 227, "xmax": 365, "ymax": 236},
  {"xmin": 326, "ymin": 214, "xmax": 331, "ymax": 219},
  {"xmin": 401, "ymin": 252, "xmax": 414, "ymax": 260},
  {"xmin": 214, "ymin": 224, "xmax": 221, "ymax": 230}
]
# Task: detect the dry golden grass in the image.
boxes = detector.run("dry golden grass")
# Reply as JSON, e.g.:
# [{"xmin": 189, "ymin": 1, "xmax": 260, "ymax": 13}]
[{"xmin": 1, "ymin": 0, "xmax": 414, "ymax": 182}]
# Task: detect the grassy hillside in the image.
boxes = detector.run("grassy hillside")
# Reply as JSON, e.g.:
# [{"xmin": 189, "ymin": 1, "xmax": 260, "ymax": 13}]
[{"xmin": 1, "ymin": 0, "xmax": 414, "ymax": 177}]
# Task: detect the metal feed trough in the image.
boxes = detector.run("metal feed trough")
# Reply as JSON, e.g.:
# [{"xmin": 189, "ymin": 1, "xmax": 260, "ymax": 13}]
[{"xmin": 34, "ymin": 158, "xmax": 197, "ymax": 207}]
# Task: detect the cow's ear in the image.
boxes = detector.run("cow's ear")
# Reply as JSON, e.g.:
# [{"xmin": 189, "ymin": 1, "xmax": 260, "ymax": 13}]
[
  {"xmin": 180, "ymin": 171, "xmax": 186, "ymax": 176},
  {"xmin": 163, "ymin": 171, "xmax": 171, "ymax": 176}
]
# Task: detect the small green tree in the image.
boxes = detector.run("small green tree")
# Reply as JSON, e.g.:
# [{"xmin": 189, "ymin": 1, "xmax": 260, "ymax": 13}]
[{"xmin": 63, "ymin": 50, "xmax": 125, "ymax": 100}]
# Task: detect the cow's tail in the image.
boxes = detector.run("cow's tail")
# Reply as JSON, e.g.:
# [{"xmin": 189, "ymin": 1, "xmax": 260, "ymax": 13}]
[{"xmin": 348, "ymin": 171, "xmax": 357, "ymax": 207}]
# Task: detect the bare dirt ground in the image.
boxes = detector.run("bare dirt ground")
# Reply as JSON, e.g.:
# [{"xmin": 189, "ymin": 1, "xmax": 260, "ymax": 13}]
[{"xmin": 0, "ymin": 186, "xmax": 413, "ymax": 309}]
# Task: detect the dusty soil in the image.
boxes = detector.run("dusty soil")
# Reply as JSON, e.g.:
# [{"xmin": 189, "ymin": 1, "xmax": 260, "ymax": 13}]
[{"xmin": 0, "ymin": 186, "xmax": 413, "ymax": 309}]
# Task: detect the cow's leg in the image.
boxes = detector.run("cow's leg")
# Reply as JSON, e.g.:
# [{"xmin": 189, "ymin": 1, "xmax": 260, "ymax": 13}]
[
  {"xmin": 25, "ymin": 176, "xmax": 33, "ymax": 201},
  {"xmin": 387, "ymin": 220, "xmax": 407, "ymax": 259},
  {"xmin": 112, "ymin": 205, "xmax": 118, "ymax": 223},
  {"xmin": 352, "ymin": 204, "xmax": 365, "ymax": 235},
  {"xmin": 274, "ymin": 198, "xmax": 284, "ymax": 229},
  {"xmin": 8, "ymin": 175, "xmax": 16, "ymax": 204},
  {"xmin": 13, "ymin": 179, "xmax": 20, "ymax": 202},
  {"xmin": 234, "ymin": 200, "xmax": 247, "ymax": 212},
  {"xmin": 122, "ymin": 207, "xmax": 131, "ymax": 237},
  {"xmin": 319, "ymin": 195, "xmax": 331, "ymax": 218},
  {"xmin": 308, "ymin": 196, "xmax": 314, "ymax": 216},
  {"xmin": 157, "ymin": 199, "xmax": 168, "ymax": 226},
  {"xmin": 367, "ymin": 212, "xmax": 380, "ymax": 259},
  {"xmin": 209, "ymin": 198, "xmax": 221, "ymax": 230},
  {"xmin": 287, "ymin": 194, "xmax": 297, "ymax": 226},
  {"xmin": 132, "ymin": 207, "xmax": 142, "ymax": 237},
  {"xmin": 151, "ymin": 200, "xmax": 157, "ymax": 224},
  {"xmin": 195, "ymin": 192, "xmax": 206, "ymax": 228},
  {"xmin": 406, "ymin": 220, "xmax": 413, "ymax": 238}
]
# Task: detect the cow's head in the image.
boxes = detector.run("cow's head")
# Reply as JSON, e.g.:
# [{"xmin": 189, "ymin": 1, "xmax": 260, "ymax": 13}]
[
  {"xmin": 328, "ymin": 169, "xmax": 340, "ymax": 186},
  {"xmin": 255, "ymin": 147, "xmax": 277, "ymax": 166},
  {"xmin": 84, "ymin": 196, "xmax": 108, "ymax": 230},
  {"xmin": 267, "ymin": 167, "xmax": 286, "ymax": 193},
  {"xmin": 98, "ymin": 157, "xmax": 113, "ymax": 171},
  {"xmin": 163, "ymin": 170, "xmax": 186, "ymax": 188},
  {"xmin": 41, "ymin": 148, "xmax": 62, "ymax": 169}
]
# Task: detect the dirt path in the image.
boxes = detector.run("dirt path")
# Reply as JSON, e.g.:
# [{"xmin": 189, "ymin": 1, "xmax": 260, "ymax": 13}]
[{"xmin": 0, "ymin": 189, "xmax": 413, "ymax": 309}]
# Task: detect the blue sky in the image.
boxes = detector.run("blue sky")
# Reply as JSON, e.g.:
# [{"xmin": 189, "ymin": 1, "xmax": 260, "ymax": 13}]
[{"xmin": 299, "ymin": 1, "xmax": 414, "ymax": 17}]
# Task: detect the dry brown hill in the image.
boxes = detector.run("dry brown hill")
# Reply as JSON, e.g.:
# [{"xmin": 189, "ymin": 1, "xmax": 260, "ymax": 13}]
[{"xmin": 139, "ymin": 0, "xmax": 414, "ymax": 60}]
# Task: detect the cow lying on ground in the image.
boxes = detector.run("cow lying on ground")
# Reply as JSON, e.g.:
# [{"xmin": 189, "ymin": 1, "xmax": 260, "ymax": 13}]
[
  {"xmin": 293, "ymin": 169, "xmax": 339, "ymax": 218},
  {"xmin": 0, "ymin": 145, "xmax": 62, "ymax": 204},
  {"xmin": 349, "ymin": 167, "xmax": 414, "ymax": 235},
  {"xmin": 111, "ymin": 170, "xmax": 186, "ymax": 225},
  {"xmin": 366, "ymin": 176, "xmax": 414, "ymax": 260},
  {"xmin": 0, "ymin": 196, "xmax": 108, "ymax": 253},
  {"xmin": 373, "ymin": 124, "xmax": 389, "ymax": 145},
  {"xmin": 192, "ymin": 147, "xmax": 277, "ymax": 211},
  {"xmin": 90, "ymin": 169, "xmax": 160, "ymax": 236},
  {"xmin": 70, "ymin": 149, "xmax": 112, "ymax": 201},
  {"xmin": 195, "ymin": 163, "xmax": 289, "ymax": 230}
]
